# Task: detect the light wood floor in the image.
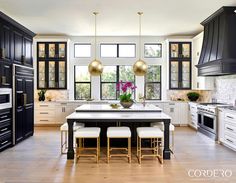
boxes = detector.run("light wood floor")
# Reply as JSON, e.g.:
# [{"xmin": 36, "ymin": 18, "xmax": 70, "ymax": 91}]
[{"xmin": 0, "ymin": 127, "xmax": 236, "ymax": 183}]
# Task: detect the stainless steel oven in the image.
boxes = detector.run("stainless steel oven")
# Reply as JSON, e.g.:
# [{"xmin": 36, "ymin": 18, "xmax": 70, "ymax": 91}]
[
  {"xmin": 0, "ymin": 88, "xmax": 12, "ymax": 110},
  {"xmin": 198, "ymin": 111, "xmax": 217, "ymax": 134}
]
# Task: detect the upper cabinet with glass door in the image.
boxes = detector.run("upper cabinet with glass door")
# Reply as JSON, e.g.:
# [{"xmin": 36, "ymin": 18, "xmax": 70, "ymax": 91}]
[
  {"xmin": 170, "ymin": 42, "xmax": 191, "ymax": 59},
  {"xmin": 37, "ymin": 42, "xmax": 67, "ymax": 60}
]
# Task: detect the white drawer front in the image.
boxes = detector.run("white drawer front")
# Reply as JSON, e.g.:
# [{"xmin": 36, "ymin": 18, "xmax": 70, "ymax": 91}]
[
  {"xmin": 225, "ymin": 124, "xmax": 236, "ymax": 136},
  {"xmin": 224, "ymin": 112, "xmax": 236, "ymax": 123},
  {"xmin": 35, "ymin": 110, "xmax": 55, "ymax": 118},
  {"xmin": 224, "ymin": 134, "xmax": 236, "ymax": 147}
]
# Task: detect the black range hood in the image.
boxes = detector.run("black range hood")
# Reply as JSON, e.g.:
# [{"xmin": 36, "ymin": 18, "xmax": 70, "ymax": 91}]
[{"xmin": 196, "ymin": 6, "xmax": 236, "ymax": 76}]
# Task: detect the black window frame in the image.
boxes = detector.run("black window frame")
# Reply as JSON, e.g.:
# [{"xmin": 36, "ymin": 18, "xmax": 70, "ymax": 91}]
[
  {"xmin": 144, "ymin": 43, "xmax": 162, "ymax": 58},
  {"xmin": 100, "ymin": 43, "xmax": 136, "ymax": 58},
  {"xmin": 74, "ymin": 43, "xmax": 92, "ymax": 58},
  {"xmin": 100, "ymin": 65, "xmax": 136, "ymax": 100},
  {"xmin": 74, "ymin": 66, "xmax": 91, "ymax": 100},
  {"xmin": 144, "ymin": 65, "xmax": 162, "ymax": 100}
]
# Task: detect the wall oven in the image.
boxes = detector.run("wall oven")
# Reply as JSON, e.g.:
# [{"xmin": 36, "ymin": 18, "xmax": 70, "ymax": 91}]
[{"xmin": 0, "ymin": 88, "xmax": 12, "ymax": 110}]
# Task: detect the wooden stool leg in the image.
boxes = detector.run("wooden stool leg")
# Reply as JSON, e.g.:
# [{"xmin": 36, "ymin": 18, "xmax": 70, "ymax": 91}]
[
  {"xmin": 139, "ymin": 137, "xmax": 141, "ymax": 164},
  {"xmin": 96, "ymin": 137, "xmax": 99, "ymax": 163},
  {"xmin": 128, "ymin": 137, "xmax": 131, "ymax": 163},
  {"xmin": 107, "ymin": 137, "xmax": 110, "ymax": 164},
  {"xmin": 136, "ymin": 135, "xmax": 138, "ymax": 157}
]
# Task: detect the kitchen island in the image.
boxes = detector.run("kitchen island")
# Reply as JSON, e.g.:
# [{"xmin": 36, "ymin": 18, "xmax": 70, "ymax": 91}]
[{"xmin": 66, "ymin": 104, "xmax": 172, "ymax": 160}]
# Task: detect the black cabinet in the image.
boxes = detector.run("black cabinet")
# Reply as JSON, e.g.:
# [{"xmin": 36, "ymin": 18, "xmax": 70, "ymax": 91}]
[
  {"xmin": 0, "ymin": 108, "xmax": 12, "ymax": 151},
  {"xmin": 0, "ymin": 61, "xmax": 11, "ymax": 87},
  {"xmin": 169, "ymin": 42, "xmax": 192, "ymax": 89},
  {"xmin": 23, "ymin": 36, "xmax": 33, "ymax": 67},
  {"xmin": 14, "ymin": 65, "xmax": 34, "ymax": 144},
  {"xmin": 37, "ymin": 42, "xmax": 67, "ymax": 89},
  {"xmin": 0, "ymin": 23, "xmax": 11, "ymax": 61},
  {"xmin": 12, "ymin": 30, "xmax": 23, "ymax": 65}
]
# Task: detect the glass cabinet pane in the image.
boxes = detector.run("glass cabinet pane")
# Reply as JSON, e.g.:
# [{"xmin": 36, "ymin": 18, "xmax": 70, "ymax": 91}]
[
  {"xmin": 59, "ymin": 43, "xmax": 66, "ymax": 58},
  {"xmin": 38, "ymin": 61, "xmax": 46, "ymax": 88},
  {"xmin": 38, "ymin": 43, "xmax": 45, "ymax": 58},
  {"xmin": 182, "ymin": 61, "xmax": 190, "ymax": 88},
  {"xmin": 182, "ymin": 44, "xmax": 190, "ymax": 58},
  {"xmin": 170, "ymin": 61, "xmax": 179, "ymax": 88},
  {"xmin": 48, "ymin": 61, "xmax": 56, "ymax": 88},
  {"xmin": 48, "ymin": 44, "xmax": 56, "ymax": 58},
  {"xmin": 58, "ymin": 61, "xmax": 66, "ymax": 88},
  {"xmin": 170, "ymin": 44, "xmax": 179, "ymax": 58}
]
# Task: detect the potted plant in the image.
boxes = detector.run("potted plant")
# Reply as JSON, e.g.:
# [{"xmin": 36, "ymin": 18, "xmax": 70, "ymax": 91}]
[
  {"xmin": 117, "ymin": 81, "xmax": 137, "ymax": 108},
  {"xmin": 187, "ymin": 92, "xmax": 200, "ymax": 102},
  {"xmin": 38, "ymin": 89, "xmax": 47, "ymax": 101}
]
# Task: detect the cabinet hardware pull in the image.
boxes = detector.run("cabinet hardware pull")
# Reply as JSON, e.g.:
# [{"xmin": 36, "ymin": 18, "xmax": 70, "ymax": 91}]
[
  {"xmin": 40, "ymin": 112, "xmax": 48, "ymax": 114},
  {"xmin": 23, "ymin": 93, "xmax": 27, "ymax": 107},
  {"xmin": 39, "ymin": 120, "xmax": 49, "ymax": 122},
  {"xmin": 1, "ymin": 140, "xmax": 8, "ymax": 145},
  {"xmin": 226, "ymin": 127, "xmax": 234, "ymax": 131},
  {"xmin": 226, "ymin": 116, "xmax": 234, "ymax": 119},
  {"xmin": 0, "ymin": 115, "xmax": 8, "ymax": 119},
  {"xmin": 0, "ymin": 128, "xmax": 8, "ymax": 132},
  {"xmin": 40, "ymin": 105, "xmax": 48, "ymax": 107},
  {"xmin": 226, "ymin": 139, "xmax": 233, "ymax": 143}
]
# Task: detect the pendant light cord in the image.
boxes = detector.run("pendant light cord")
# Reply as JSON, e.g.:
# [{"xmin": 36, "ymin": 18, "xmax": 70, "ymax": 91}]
[
  {"xmin": 93, "ymin": 12, "xmax": 98, "ymax": 59},
  {"xmin": 138, "ymin": 12, "xmax": 143, "ymax": 60}
]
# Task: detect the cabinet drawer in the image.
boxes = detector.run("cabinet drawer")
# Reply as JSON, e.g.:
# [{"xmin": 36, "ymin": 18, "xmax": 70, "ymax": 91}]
[
  {"xmin": 0, "ymin": 122, "xmax": 11, "ymax": 137},
  {"xmin": 35, "ymin": 117, "xmax": 55, "ymax": 124},
  {"xmin": 0, "ymin": 131, "xmax": 12, "ymax": 150},
  {"xmin": 225, "ymin": 124, "xmax": 236, "ymax": 136},
  {"xmin": 224, "ymin": 134, "xmax": 236, "ymax": 147},
  {"xmin": 224, "ymin": 112, "xmax": 236, "ymax": 123},
  {"xmin": 0, "ymin": 109, "xmax": 11, "ymax": 121},
  {"xmin": 35, "ymin": 110, "xmax": 55, "ymax": 117}
]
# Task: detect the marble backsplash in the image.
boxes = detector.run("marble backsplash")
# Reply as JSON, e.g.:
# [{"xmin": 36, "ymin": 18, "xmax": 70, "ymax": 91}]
[
  {"xmin": 34, "ymin": 90, "xmax": 69, "ymax": 102},
  {"xmin": 166, "ymin": 90, "xmax": 211, "ymax": 102},
  {"xmin": 211, "ymin": 75, "xmax": 236, "ymax": 105}
]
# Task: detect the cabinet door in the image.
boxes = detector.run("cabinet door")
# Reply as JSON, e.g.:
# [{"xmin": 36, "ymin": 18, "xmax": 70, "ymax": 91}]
[
  {"xmin": 12, "ymin": 30, "xmax": 23, "ymax": 64},
  {"xmin": 58, "ymin": 61, "xmax": 66, "ymax": 88},
  {"xmin": 181, "ymin": 61, "xmax": 191, "ymax": 89},
  {"xmin": 23, "ymin": 37, "xmax": 33, "ymax": 67},
  {"xmin": 48, "ymin": 43, "xmax": 56, "ymax": 58},
  {"xmin": 164, "ymin": 103, "xmax": 179, "ymax": 124},
  {"xmin": 170, "ymin": 61, "xmax": 179, "ymax": 89},
  {"xmin": 15, "ymin": 76, "xmax": 24, "ymax": 143},
  {"xmin": 37, "ymin": 43, "xmax": 46, "ymax": 59},
  {"xmin": 170, "ymin": 43, "xmax": 179, "ymax": 59},
  {"xmin": 37, "ymin": 61, "xmax": 46, "ymax": 89},
  {"xmin": 0, "ymin": 24, "xmax": 11, "ymax": 61},
  {"xmin": 181, "ymin": 43, "xmax": 191, "ymax": 58},
  {"xmin": 58, "ymin": 43, "xmax": 66, "ymax": 59},
  {"xmin": 0, "ymin": 61, "xmax": 11, "ymax": 87},
  {"xmin": 48, "ymin": 61, "xmax": 56, "ymax": 88}
]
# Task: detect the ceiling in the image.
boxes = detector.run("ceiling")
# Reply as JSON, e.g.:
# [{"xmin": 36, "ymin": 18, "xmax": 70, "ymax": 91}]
[{"xmin": 0, "ymin": 0, "xmax": 236, "ymax": 36}]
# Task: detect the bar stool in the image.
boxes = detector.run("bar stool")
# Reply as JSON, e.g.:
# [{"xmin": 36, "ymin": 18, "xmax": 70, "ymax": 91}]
[
  {"xmin": 151, "ymin": 122, "xmax": 175, "ymax": 152},
  {"xmin": 107, "ymin": 127, "xmax": 131, "ymax": 163},
  {"xmin": 136, "ymin": 127, "xmax": 163, "ymax": 164},
  {"xmin": 74, "ymin": 127, "xmax": 101, "ymax": 163},
  {"xmin": 60, "ymin": 122, "xmax": 85, "ymax": 154}
]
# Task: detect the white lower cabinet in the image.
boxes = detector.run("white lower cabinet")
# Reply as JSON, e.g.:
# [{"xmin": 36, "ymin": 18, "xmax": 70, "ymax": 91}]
[
  {"xmin": 163, "ymin": 102, "xmax": 188, "ymax": 125},
  {"xmin": 219, "ymin": 109, "xmax": 236, "ymax": 151},
  {"xmin": 188, "ymin": 102, "xmax": 198, "ymax": 129}
]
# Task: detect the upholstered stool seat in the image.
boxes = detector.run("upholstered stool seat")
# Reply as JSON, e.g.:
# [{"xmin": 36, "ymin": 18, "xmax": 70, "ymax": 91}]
[
  {"xmin": 107, "ymin": 127, "xmax": 131, "ymax": 163},
  {"xmin": 60, "ymin": 122, "xmax": 84, "ymax": 154},
  {"xmin": 151, "ymin": 122, "xmax": 175, "ymax": 152},
  {"xmin": 74, "ymin": 127, "xmax": 101, "ymax": 163},
  {"xmin": 136, "ymin": 127, "xmax": 164, "ymax": 164}
]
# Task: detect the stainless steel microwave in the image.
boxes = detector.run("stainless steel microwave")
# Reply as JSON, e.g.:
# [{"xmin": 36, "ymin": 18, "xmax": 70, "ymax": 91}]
[{"xmin": 0, "ymin": 88, "xmax": 12, "ymax": 110}]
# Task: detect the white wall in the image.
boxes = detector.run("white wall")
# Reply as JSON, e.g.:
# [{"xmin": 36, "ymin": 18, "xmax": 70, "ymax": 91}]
[{"xmin": 34, "ymin": 35, "xmax": 193, "ymax": 101}]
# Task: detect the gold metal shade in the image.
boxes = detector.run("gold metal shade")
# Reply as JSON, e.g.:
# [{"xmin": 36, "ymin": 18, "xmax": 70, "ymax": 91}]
[
  {"xmin": 133, "ymin": 59, "xmax": 147, "ymax": 76},
  {"xmin": 88, "ymin": 59, "xmax": 103, "ymax": 76}
]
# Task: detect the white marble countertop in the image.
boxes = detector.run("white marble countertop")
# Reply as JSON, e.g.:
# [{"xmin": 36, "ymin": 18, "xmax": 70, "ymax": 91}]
[
  {"xmin": 75, "ymin": 104, "xmax": 162, "ymax": 112},
  {"xmin": 67, "ymin": 111, "xmax": 171, "ymax": 120}
]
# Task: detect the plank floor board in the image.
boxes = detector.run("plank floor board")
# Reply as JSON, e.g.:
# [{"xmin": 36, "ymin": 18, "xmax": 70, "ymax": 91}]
[{"xmin": 0, "ymin": 127, "xmax": 236, "ymax": 183}]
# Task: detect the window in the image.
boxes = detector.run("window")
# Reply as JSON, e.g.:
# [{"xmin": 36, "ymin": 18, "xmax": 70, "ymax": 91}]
[
  {"xmin": 145, "ymin": 65, "xmax": 161, "ymax": 100},
  {"xmin": 74, "ymin": 66, "xmax": 91, "ymax": 99},
  {"xmin": 74, "ymin": 44, "xmax": 91, "ymax": 58},
  {"xmin": 101, "ymin": 66, "xmax": 135, "ymax": 100},
  {"xmin": 100, "ymin": 44, "xmax": 135, "ymax": 58},
  {"xmin": 144, "ymin": 44, "xmax": 162, "ymax": 58}
]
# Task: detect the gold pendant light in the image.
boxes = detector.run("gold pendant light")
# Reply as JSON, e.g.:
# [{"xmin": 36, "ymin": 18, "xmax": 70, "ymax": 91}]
[
  {"xmin": 88, "ymin": 12, "xmax": 103, "ymax": 76},
  {"xmin": 133, "ymin": 12, "xmax": 147, "ymax": 76}
]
